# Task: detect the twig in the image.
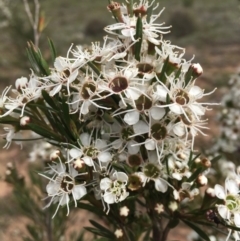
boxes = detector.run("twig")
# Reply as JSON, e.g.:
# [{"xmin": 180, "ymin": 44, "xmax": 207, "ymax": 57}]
[{"xmin": 22, "ymin": 0, "xmax": 40, "ymax": 48}]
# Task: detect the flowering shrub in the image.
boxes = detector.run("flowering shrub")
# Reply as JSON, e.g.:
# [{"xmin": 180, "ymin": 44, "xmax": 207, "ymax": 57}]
[{"xmin": 1, "ymin": 0, "xmax": 239, "ymax": 240}]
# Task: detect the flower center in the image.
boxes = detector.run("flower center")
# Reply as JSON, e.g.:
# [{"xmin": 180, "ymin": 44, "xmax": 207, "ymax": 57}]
[
  {"xmin": 135, "ymin": 94, "xmax": 152, "ymax": 111},
  {"xmin": 60, "ymin": 174, "xmax": 75, "ymax": 193},
  {"xmin": 81, "ymin": 81, "xmax": 96, "ymax": 99},
  {"xmin": 62, "ymin": 69, "xmax": 71, "ymax": 80},
  {"xmin": 151, "ymin": 123, "xmax": 167, "ymax": 141},
  {"xmin": 128, "ymin": 154, "xmax": 142, "ymax": 167},
  {"xmin": 127, "ymin": 174, "xmax": 142, "ymax": 191},
  {"xmin": 109, "ymin": 76, "xmax": 128, "ymax": 93},
  {"xmin": 83, "ymin": 146, "xmax": 99, "ymax": 158},
  {"xmin": 173, "ymin": 89, "xmax": 189, "ymax": 105},
  {"xmin": 109, "ymin": 180, "xmax": 126, "ymax": 201},
  {"xmin": 137, "ymin": 63, "xmax": 153, "ymax": 74},
  {"xmin": 226, "ymin": 195, "xmax": 240, "ymax": 211},
  {"xmin": 121, "ymin": 127, "xmax": 134, "ymax": 141},
  {"xmin": 143, "ymin": 163, "xmax": 161, "ymax": 179}
]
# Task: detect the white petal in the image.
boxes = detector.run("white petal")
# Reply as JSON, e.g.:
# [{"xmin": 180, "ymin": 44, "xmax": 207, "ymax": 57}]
[
  {"xmin": 226, "ymin": 179, "xmax": 239, "ymax": 195},
  {"xmin": 69, "ymin": 69, "xmax": 78, "ymax": 83},
  {"xmin": 81, "ymin": 100, "xmax": 91, "ymax": 115},
  {"xmin": 69, "ymin": 148, "xmax": 83, "ymax": 158},
  {"xmin": 217, "ymin": 205, "xmax": 228, "ymax": 219},
  {"xmin": 82, "ymin": 156, "xmax": 93, "ymax": 166},
  {"xmin": 189, "ymin": 104, "xmax": 205, "ymax": 116},
  {"xmin": 150, "ymin": 107, "xmax": 165, "ymax": 120},
  {"xmin": 156, "ymin": 85, "xmax": 168, "ymax": 102},
  {"xmin": 121, "ymin": 28, "xmax": 136, "ymax": 38},
  {"xmin": 189, "ymin": 86, "xmax": 203, "ymax": 98},
  {"xmin": 170, "ymin": 104, "xmax": 183, "ymax": 114},
  {"xmin": 113, "ymin": 172, "xmax": 128, "ymax": 182},
  {"xmin": 155, "ymin": 179, "xmax": 168, "ymax": 192},
  {"xmin": 54, "ymin": 57, "xmax": 67, "ymax": 71},
  {"xmin": 172, "ymin": 172, "xmax": 182, "ymax": 180},
  {"xmin": 127, "ymin": 140, "xmax": 140, "ymax": 154},
  {"xmin": 49, "ymin": 84, "xmax": 62, "ymax": 96},
  {"xmin": 100, "ymin": 177, "xmax": 112, "ymax": 190},
  {"xmin": 112, "ymin": 139, "xmax": 122, "ymax": 149},
  {"xmin": 73, "ymin": 185, "xmax": 87, "ymax": 200},
  {"xmin": 234, "ymin": 213, "xmax": 240, "ymax": 227},
  {"xmin": 95, "ymin": 139, "xmax": 107, "ymax": 149},
  {"xmin": 103, "ymin": 192, "xmax": 115, "ymax": 204},
  {"xmin": 133, "ymin": 120, "xmax": 148, "ymax": 134},
  {"xmin": 98, "ymin": 151, "xmax": 112, "ymax": 163},
  {"xmin": 125, "ymin": 88, "xmax": 141, "ymax": 100},
  {"xmin": 214, "ymin": 184, "xmax": 226, "ymax": 199},
  {"xmin": 80, "ymin": 132, "xmax": 90, "ymax": 146},
  {"xmin": 46, "ymin": 182, "xmax": 59, "ymax": 195},
  {"xmin": 60, "ymin": 193, "xmax": 70, "ymax": 206},
  {"xmin": 124, "ymin": 111, "xmax": 139, "ymax": 125},
  {"xmin": 173, "ymin": 123, "xmax": 185, "ymax": 136},
  {"xmin": 68, "ymin": 165, "xmax": 78, "ymax": 177},
  {"xmin": 145, "ymin": 139, "xmax": 156, "ymax": 150}
]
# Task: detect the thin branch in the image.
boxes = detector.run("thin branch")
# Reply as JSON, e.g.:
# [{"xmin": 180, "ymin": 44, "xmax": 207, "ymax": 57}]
[{"xmin": 22, "ymin": 0, "xmax": 41, "ymax": 47}]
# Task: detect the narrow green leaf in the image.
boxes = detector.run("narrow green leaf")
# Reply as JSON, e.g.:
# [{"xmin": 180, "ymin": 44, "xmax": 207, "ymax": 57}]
[
  {"xmin": 0, "ymin": 115, "xmax": 19, "ymax": 124},
  {"xmin": 143, "ymin": 228, "xmax": 151, "ymax": 241},
  {"xmin": 89, "ymin": 220, "xmax": 114, "ymax": 237},
  {"xmin": 185, "ymin": 65, "xmax": 194, "ymax": 86},
  {"xmin": 61, "ymin": 96, "xmax": 70, "ymax": 125},
  {"xmin": 158, "ymin": 56, "xmax": 169, "ymax": 84},
  {"xmin": 84, "ymin": 227, "xmax": 115, "ymax": 239},
  {"xmin": 175, "ymin": 65, "xmax": 182, "ymax": 79},
  {"xmin": 187, "ymin": 167, "xmax": 204, "ymax": 182},
  {"xmin": 182, "ymin": 220, "xmax": 210, "ymax": 241},
  {"xmin": 41, "ymin": 90, "xmax": 59, "ymax": 110},
  {"xmin": 77, "ymin": 202, "xmax": 105, "ymax": 216},
  {"xmin": 48, "ymin": 38, "xmax": 57, "ymax": 62},
  {"xmin": 27, "ymin": 123, "xmax": 62, "ymax": 141},
  {"xmin": 134, "ymin": 16, "xmax": 143, "ymax": 61},
  {"xmin": 210, "ymin": 155, "xmax": 222, "ymax": 163}
]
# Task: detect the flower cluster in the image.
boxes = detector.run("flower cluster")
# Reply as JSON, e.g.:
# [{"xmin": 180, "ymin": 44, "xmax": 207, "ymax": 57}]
[
  {"xmin": 0, "ymin": 0, "xmax": 223, "ymax": 240},
  {"xmin": 211, "ymin": 69, "xmax": 240, "ymax": 154}
]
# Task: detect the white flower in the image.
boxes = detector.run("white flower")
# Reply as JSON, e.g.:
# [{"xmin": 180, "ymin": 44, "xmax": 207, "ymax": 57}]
[
  {"xmin": 104, "ymin": 4, "xmax": 170, "ymax": 44},
  {"xmin": 40, "ymin": 162, "xmax": 87, "ymax": 218},
  {"xmin": 215, "ymin": 178, "xmax": 240, "ymax": 227},
  {"xmin": 2, "ymin": 126, "xmax": 23, "ymax": 149},
  {"xmin": 100, "ymin": 171, "xmax": 129, "ymax": 213},
  {"xmin": 137, "ymin": 152, "xmax": 169, "ymax": 192},
  {"xmin": 0, "ymin": 86, "xmax": 11, "ymax": 109},
  {"xmin": 69, "ymin": 132, "xmax": 112, "ymax": 168},
  {"xmin": 155, "ymin": 74, "xmax": 216, "ymax": 121}
]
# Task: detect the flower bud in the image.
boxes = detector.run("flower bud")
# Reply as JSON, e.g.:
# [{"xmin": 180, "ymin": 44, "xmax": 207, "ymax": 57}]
[
  {"xmin": 197, "ymin": 174, "xmax": 208, "ymax": 186},
  {"xmin": 114, "ymin": 229, "xmax": 123, "ymax": 239},
  {"xmin": 205, "ymin": 187, "xmax": 215, "ymax": 198},
  {"xmin": 201, "ymin": 157, "xmax": 211, "ymax": 168},
  {"xmin": 155, "ymin": 203, "xmax": 164, "ymax": 214},
  {"xmin": 119, "ymin": 206, "xmax": 130, "ymax": 217},
  {"xmin": 6, "ymin": 162, "xmax": 13, "ymax": 168},
  {"xmin": 20, "ymin": 116, "xmax": 30, "ymax": 126},
  {"xmin": 107, "ymin": 2, "xmax": 123, "ymax": 23},
  {"xmin": 168, "ymin": 201, "xmax": 178, "ymax": 212},
  {"xmin": 191, "ymin": 63, "xmax": 203, "ymax": 77}
]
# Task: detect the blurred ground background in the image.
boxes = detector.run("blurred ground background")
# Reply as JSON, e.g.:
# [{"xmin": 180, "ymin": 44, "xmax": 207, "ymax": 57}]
[{"xmin": 0, "ymin": 0, "xmax": 240, "ymax": 240}]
